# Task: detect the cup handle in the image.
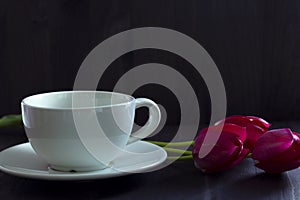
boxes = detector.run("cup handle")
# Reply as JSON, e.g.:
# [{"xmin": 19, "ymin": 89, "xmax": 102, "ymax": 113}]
[{"xmin": 127, "ymin": 98, "xmax": 161, "ymax": 145}]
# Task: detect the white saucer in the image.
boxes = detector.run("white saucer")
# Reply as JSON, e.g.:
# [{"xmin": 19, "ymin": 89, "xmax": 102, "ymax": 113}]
[{"xmin": 0, "ymin": 141, "xmax": 167, "ymax": 181}]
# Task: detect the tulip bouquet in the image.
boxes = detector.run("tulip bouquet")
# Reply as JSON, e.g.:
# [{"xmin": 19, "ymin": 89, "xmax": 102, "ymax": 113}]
[
  {"xmin": 1, "ymin": 114, "xmax": 300, "ymax": 174},
  {"xmin": 149, "ymin": 116, "xmax": 300, "ymax": 174}
]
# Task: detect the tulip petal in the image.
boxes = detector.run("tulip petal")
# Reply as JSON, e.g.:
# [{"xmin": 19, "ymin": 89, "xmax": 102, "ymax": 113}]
[
  {"xmin": 193, "ymin": 136, "xmax": 240, "ymax": 171},
  {"xmin": 194, "ymin": 124, "xmax": 246, "ymax": 155},
  {"xmin": 200, "ymin": 139, "xmax": 248, "ymax": 173},
  {"xmin": 244, "ymin": 125, "xmax": 265, "ymax": 151},
  {"xmin": 292, "ymin": 132, "xmax": 300, "ymax": 144},
  {"xmin": 193, "ymin": 124, "xmax": 246, "ymax": 152},
  {"xmin": 252, "ymin": 128, "xmax": 294, "ymax": 161},
  {"xmin": 245, "ymin": 116, "xmax": 271, "ymax": 130},
  {"xmin": 215, "ymin": 115, "xmax": 271, "ymax": 130},
  {"xmin": 222, "ymin": 123, "xmax": 247, "ymax": 142},
  {"xmin": 207, "ymin": 139, "xmax": 249, "ymax": 173},
  {"xmin": 255, "ymin": 160, "xmax": 300, "ymax": 174},
  {"xmin": 193, "ymin": 125, "xmax": 247, "ymax": 173},
  {"xmin": 230, "ymin": 148, "xmax": 250, "ymax": 168},
  {"xmin": 266, "ymin": 143, "xmax": 300, "ymax": 164},
  {"xmin": 209, "ymin": 123, "xmax": 247, "ymax": 142}
]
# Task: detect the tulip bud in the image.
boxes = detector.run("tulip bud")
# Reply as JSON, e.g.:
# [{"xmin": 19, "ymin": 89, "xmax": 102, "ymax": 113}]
[
  {"xmin": 192, "ymin": 124, "xmax": 250, "ymax": 173},
  {"xmin": 252, "ymin": 128, "xmax": 300, "ymax": 174},
  {"xmin": 215, "ymin": 116, "xmax": 271, "ymax": 151}
]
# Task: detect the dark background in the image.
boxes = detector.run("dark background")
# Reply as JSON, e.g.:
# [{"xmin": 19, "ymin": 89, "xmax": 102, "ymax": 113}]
[
  {"xmin": 1, "ymin": 0, "xmax": 300, "ymax": 126},
  {"xmin": 1, "ymin": 1, "xmax": 300, "ymax": 199}
]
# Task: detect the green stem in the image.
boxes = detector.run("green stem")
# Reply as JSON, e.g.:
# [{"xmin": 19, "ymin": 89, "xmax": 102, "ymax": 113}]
[
  {"xmin": 167, "ymin": 155, "xmax": 193, "ymax": 161},
  {"xmin": 0, "ymin": 114, "xmax": 22, "ymax": 128},
  {"xmin": 163, "ymin": 147, "xmax": 192, "ymax": 155},
  {"xmin": 146, "ymin": 140, "xmax": 194, "ymax": 147},
  {"xmin": 247, "ymin": 153, "xmax": 252, "ymax": 158}
]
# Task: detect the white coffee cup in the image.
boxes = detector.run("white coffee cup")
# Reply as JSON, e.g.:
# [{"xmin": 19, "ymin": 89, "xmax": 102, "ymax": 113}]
[{"xmin": 21, "ymin": 91, "xmax": 161, "ymax": 172}]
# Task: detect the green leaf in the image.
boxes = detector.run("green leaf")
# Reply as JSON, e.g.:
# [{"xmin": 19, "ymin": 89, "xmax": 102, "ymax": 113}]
[{"xmin": 0, "ymin": 114, "xmax": 23, "ymax": 128}]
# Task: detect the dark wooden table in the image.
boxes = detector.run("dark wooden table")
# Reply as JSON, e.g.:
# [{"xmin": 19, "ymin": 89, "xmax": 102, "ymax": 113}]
[{"xmin": 1, "ymin": 123, "xmax": 300, "ymax": 200}]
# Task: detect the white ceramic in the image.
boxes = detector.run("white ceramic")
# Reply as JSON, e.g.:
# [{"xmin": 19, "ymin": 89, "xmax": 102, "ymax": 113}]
[
  {"xmin": 0, "ymin": 141, "xmax": 167, "ymax": 181},
  {"xmin": 21, "ymin": 91, "xmax": 161, "ymax": 172}
]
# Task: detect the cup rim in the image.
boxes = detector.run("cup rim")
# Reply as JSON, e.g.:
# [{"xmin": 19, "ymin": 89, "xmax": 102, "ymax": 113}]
[{"xmin": 21, "ymin": 91, "xmax": 135, "ymax": 110}]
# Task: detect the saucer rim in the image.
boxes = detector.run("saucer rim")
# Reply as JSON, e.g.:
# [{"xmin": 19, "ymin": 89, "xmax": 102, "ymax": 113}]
[{"xmin": 0, "ymin": 141, "xmax": 167, "ymax": 181}]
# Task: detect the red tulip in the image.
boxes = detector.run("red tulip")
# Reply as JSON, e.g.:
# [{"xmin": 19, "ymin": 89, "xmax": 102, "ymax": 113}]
[
  {"xmin": 252, "ymin": 128, "xmax": 300, "ymax": 174},
  {"xmin": 192, "ymin": 124, "xmax": 250, "ymax": 173},
  {"xmin": 215, "ymin": 116, "xmax": 271, "ymax": 151}
]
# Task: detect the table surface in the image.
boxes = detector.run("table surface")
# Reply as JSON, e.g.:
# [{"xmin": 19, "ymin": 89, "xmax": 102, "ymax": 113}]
[{"xmin": 1, "ymin": 122, "xmax": 300, "ymax": 200}]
